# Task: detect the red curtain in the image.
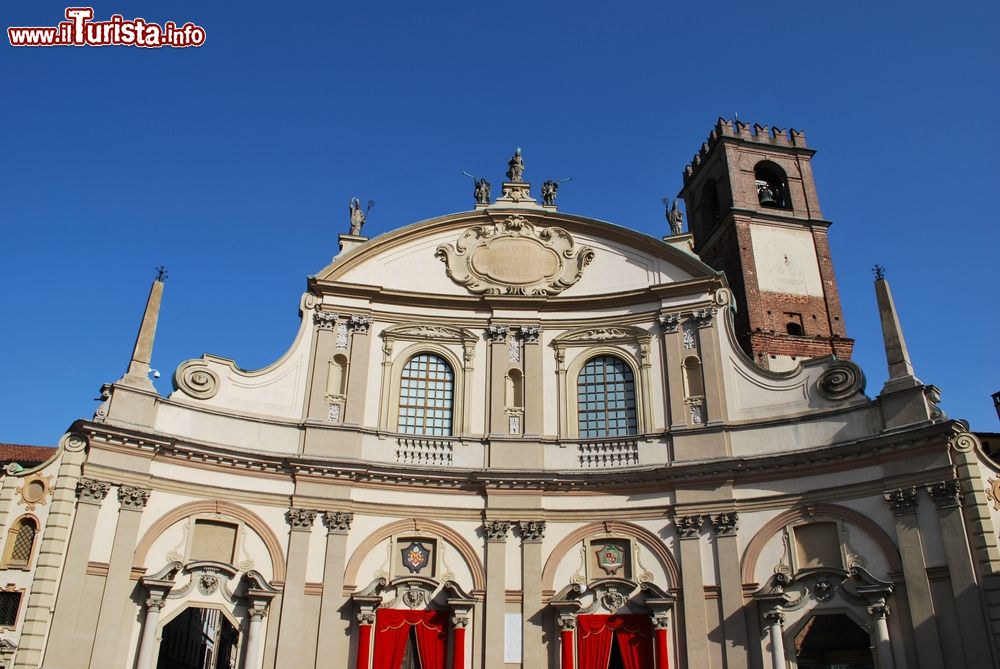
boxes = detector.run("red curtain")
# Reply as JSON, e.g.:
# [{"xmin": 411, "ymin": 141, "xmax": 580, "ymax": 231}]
[
  {"xmin": 577, "ymin": 615, "xmax": 654, "ymax": 669},
  {"xmin": 372, "ymin": 609, "xmax": 448, "ymax": 669}
]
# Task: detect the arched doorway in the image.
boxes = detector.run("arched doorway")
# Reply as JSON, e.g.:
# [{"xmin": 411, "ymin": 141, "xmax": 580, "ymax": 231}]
[
  {"xmin": 156, "ymin": 606, "xmax": 239, "ymax": 669},
  {"xmin": 794, "ymin": 613, "xmax": 873, "ymax": 669}
]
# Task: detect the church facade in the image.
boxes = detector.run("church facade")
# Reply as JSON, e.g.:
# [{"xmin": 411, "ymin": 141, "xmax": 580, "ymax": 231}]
[{"xmin": 9, "ymin": 120, "xmax": 1000, "ymax": 669}]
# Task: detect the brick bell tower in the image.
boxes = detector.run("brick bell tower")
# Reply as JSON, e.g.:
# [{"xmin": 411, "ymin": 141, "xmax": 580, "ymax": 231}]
[{"xmin": 678, "ymin": 118, "xmax": 853, "ymax": 371}]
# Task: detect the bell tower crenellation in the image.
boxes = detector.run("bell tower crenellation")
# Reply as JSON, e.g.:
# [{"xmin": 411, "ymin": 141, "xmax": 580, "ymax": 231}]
[{"xmin": 679, "ymin": 118, "xmax": 853, "ymax": 371}]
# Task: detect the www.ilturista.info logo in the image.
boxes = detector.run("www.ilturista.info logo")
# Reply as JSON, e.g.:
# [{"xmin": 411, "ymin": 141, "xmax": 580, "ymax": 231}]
[{"xmin": 8, "ymin": 7, "xmax": 205, "ymax": 48}]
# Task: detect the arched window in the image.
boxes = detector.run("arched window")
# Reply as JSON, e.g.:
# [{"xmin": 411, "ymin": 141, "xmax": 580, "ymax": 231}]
[
  {"xmin": 577, "ymin": 356, "xmax": 637, "ymax": 438},
  {"xmin": 398, "ymin": 354, "xmax": 454, "ymax": 436},
  {"xmin": 754, "ymin": 161, "xmax": 790, "ymax": 209},
  {"xmin": 2, "ymin": 517, "xmax": 37, "ymax": 568},
  {"xmin": 700, "ymin": 179, "xmax": 721, "ymax": 227}
]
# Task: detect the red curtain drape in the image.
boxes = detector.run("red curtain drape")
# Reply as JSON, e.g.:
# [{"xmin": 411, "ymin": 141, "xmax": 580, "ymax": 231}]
[
  {"xmin": 577, "ymin": 615, "xmax": 654, "ymax": 669},
  {"xmin": 372, "ymin": 609, "xmax": 449, "ymax": 669}
]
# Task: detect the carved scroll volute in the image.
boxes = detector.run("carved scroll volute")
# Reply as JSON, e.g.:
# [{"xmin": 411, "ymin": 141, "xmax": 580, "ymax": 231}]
[{"xmin": 436, "ymin": 215, "xmax": 594, "ymax": 296}]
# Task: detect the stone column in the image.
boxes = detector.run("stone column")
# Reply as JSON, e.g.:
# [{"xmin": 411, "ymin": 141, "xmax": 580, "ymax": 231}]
[
  {"xmin": 135, "ymin": 596, "xmax": 166, "ymax": 669},
  {"xmin": 43, "ymin": 477, "xmax": 111, "ymax": 668},
  {"xmin": 356, "ymin": 609, "xmax": 376, "ymax": 669},
  {"xmin": 315, "ymin": 511, "xmax": 354, "ymax": 666},
  {"xmin": 711, "ymin": 512, "xmax": 748, "ymax": 669},
  {"xmin": 557, "ymin": 616, "xmax": 575, "ymax": 669},
  {"xmin": 519, "ymin": 521, "xmax": 546, "ymax": 668},
  {"xmin": 274, "ymin": 508, "xmax": 318, "ymax": 668},
  {"xmin": 244, "ymin": 605, "xmax": 268, "ymax": 669},
  {"xmin": 927, "ymin": 479, "xmax": 992, "ymax": 667},
  {"xmin": 487, "ymin": 326, "xmax": 510, "ymax": 436},
  {"xmin": 89, "ymin": 484, "xmax": 152, "ymax": 668},
  {"xmin": 520, "ymin": 327, "xmax": 542, "ymax": 436},
  {"xmin": 763, "ymin": 608, "xmax": 786, "ymax": 669},
  {"xmin": 343, "ymin": 316, "xmax": 373, "ymax": 425},
  {"xmin": 867, "ymin": 601, "xmax": 894, "ymax": 669},
  {"xmin": 676, "ymin": 514, "xmax": 710, "ymax": 664},
  {"xmin": 484, "ymin": 521, "xmax": 511, "ymax": 669},
  {"xmin": 450, "ymin": 607, "xmax": 471, "ymax": 669},
  {"xmin": 652, "ymin": 614, "xmax": 670, "ymax": 669},
  {"xmin": 882, "ymin": 487, "xmax": 943, "ymax": 668},
  {"xmin": 13, "ymin": 435, "xmax": 87, "ymax": 669}
]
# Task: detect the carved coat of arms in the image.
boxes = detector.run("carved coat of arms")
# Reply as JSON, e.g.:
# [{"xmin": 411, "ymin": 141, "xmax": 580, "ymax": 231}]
[
  {"xmin": 596, "ymin": 543, "xmax": 625, "ymax": 575},
  {"xmin": 401, "ymin": 541, "xmax": 431, "ymax": 574}
]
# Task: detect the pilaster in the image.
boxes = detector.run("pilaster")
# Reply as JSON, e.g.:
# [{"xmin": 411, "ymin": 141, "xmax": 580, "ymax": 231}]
[
  {"xmin": 13, "ymin": 437, "xmax": 87, "ymax": 669},
  {"xmin": 927, "ymin": 478, "xmax": 993, "ymax": 667},
  {"xmin": 675, "ymin": 514, "xmax": 710, "ymax": 664},
  {"xmin": 275, "ymin": 508, "xmax": 318, "ymax": 668},
  {"xmin": 344, "ymin": 316, "xmax": 373, "ymax": 426},
  {"xmin": 519, "ymin": 520, "xmax": 546, "ymax": 668},
  {"xmin": 484, "ymin": 520, "xmax": 512, "ymax": 669},
  {"xmin": 306, "ymin": 311, "xmax": 341, "ymax": 420},
  {"xmin": 44, "ymin": 477, "xmax": 112, "ymax": 668},
  {"xmin": 658, "ymin": 314, "xmax": 686, "ymax": 429},
  {"xmin": 710, "ymin": 511, "xmax": 748, "ymax": 669},
  {"xmin": 89, "ymin": 484, "xmax": 152, "ymax": 668},
  {"xmin": 487, "ymin": 325, "xmax": 510, "ymax": 436},
  {"xmin": 520, "ymin": 326, "xmax": 542, "ymax": 436},
  {"xmin": 315, "ymin": 511, "xmax": 354, "ymax": 666},
  {"xmin": 882, "ymin": 487, "xmax": 943, "ymax": 669}
]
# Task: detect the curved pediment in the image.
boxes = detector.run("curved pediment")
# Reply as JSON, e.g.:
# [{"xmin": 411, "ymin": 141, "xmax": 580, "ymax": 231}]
[{"xmin": 312, "ymin": 209, "xmax": 718, "ymax": 300}]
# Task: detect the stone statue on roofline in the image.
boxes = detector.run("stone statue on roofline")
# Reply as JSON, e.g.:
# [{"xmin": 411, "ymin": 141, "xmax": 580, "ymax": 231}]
[
  {"xmin": 506, "ymin": 147, "xmax": 525, "ymax": 183},
  {"xmin": 668, "ymin": 199, "xmax": 684, "ymax": 235},
  {"xmin": 541, "ymin": 180, "xmax": 559, "ymax": 206},
  {"xmin": 349, "ymin": 197, "xmax": 366, "ymax": 235},
  {"xmin": 474, "ymin": 178, "xmax": 491, "ymax": 205}
]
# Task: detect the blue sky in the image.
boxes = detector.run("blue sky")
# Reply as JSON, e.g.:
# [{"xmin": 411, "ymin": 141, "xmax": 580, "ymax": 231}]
[{"xmin": 2, "ymin": 1, "xmax": 997, "ymax": 445}]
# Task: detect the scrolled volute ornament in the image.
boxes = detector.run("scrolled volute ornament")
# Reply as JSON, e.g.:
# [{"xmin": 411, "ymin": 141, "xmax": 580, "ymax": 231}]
[
  {"xmin": 174, "ymin": 360, "xmax": 220, "ymax": 400},
  {"xmin": 61, "ymin": 432, "xmax": 89, "ymax": 453},
  {"xmin": 816, "ymin": 361, "xmax": 865, "ymax": 401}
]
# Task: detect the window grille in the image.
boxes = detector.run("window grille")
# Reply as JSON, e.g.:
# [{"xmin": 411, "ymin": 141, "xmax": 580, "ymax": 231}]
[
  {"xmin": 398, "ymin": 354, "xmax": 454, "ymax": 436},
  {"xmin": 0, "ymin": 592, "xmax": 21, "ymax": 627},
  {"xmin": 577, "ymin": 356, "xmax": 637, "ymax": 438}
]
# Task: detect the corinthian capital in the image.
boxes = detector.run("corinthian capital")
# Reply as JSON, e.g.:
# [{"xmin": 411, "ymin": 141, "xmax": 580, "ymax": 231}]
[
  {"xmin": 118, "ymin": 485, "xmax": 151, "ymax": 511},
  {"xmin": 76, "ymin": 477, "xmax": 111, "ymax": 505}
]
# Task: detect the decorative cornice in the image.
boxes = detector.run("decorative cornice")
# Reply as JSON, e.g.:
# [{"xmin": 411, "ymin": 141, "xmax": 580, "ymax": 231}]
[
  {"xmin": 518, "ymin": 520, "xmax": 546, "ymax": 542},
  {"xmin": 287, "ymin": 508, "xmax": 318, "ymax": 530},
  {"xmin": 313, "ymin": 311, "xmax": 339, "ymax": 330},
  {"xmin": 118, "ymin": 485, "xmax": 151, "ymax": 511},
  {"xmin": 675, "ymin": 514, "xmax": 704, "ymax": 539},
  {"xmin": 484, "ymin": 520, "xmax": 513, "ymax": 543},
  {"xmin": 322, "ymin": 511, "xmax": 354, "ymax": 534},
  {"xmin": 710, "ymin": 512, "xmax": 738, "ymax": 537},
  {"xmin": 883, "ymin": 487, "xmax": 918, "ymax": 515},
  {"xmin": 76, "ymin": 477, "xmax": 111, "ymax": 505},
  {"xmin": 927, "ymin": 479, "xmax": 963, "ymax": 509}
]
